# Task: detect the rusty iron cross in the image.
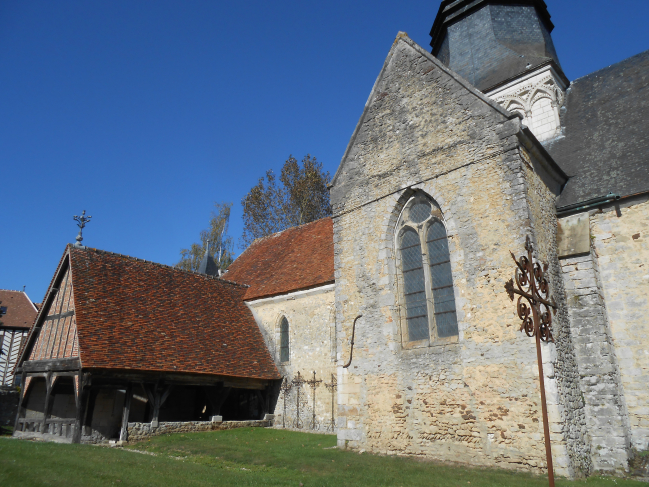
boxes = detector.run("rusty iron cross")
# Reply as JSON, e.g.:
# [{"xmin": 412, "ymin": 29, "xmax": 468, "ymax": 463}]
[
  {"xmin": 505, "ymin": 236, "xmax": 557, "ymax": 342},
  {"xmin": 291, "ymin": 371, "xmax": 306, "ymax": 429},
  {"xmin": 504, "ymin": 235, "xmax": 557, "ymax": 487},
  {"xmin": 324, "ymin": 373, "xmax": 337, "ymax": 432},
  {"xmin": 305, "ymin": 371, "xmax": 323, "ymax": 430},
  {"xmin": 280, "ymin": 377, "xmax": 292, "ymax": 429}
]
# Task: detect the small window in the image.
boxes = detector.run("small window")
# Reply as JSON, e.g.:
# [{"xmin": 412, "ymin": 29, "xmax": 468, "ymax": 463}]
[
  {"xmin": 279, "ymin": 317, "xmax": 290, "ymax": 363},
  {"xmin": 396, "ymin": 194, "xmax": 459, "ymax": 345}
]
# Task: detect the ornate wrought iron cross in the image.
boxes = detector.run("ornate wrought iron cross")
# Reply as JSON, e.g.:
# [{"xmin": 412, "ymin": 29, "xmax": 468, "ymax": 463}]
[
  {"xmin": 291, "ymin": 371, "xmax": 305, "ymax": 429},
  {"xmin": 305, "ymin": 371, "xmax": 322, "ymax": 430},
  {"xmin": 505, "ymin": 235, "xmax": 557, "ymax": 487},
  {"xmin": 73, "ymin": 210, "xmax": 92, "ymax": 248},
  {"xmin": 324, "ymin": 373, "xmax": 337, "ymax": 432},
  {"xmin": 280, "ymin": 377, "xmax": 292, "ymax": 429}
]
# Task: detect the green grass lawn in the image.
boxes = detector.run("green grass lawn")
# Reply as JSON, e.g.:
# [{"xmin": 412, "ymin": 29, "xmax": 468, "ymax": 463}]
[{"xmin": 0, "ymin": 427, "xmax": 645, "ymax": 486}]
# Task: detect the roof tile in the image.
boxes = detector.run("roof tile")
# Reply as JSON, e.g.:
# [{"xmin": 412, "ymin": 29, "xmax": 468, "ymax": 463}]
[
  {"xmin": 225, "ymin": 218, "xmax": 334, "ymax": 300},
  {"xmin": 67, "ymin": 247, "xmax": 279, "ymax": 380},
  {"xmin": 0, "ymin": 290, "xmax": 38, "ymax": 329}
]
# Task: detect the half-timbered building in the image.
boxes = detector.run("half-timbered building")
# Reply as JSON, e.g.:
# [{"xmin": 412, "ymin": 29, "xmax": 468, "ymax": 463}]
[
  {"xmin": 13, "ymin": 244, "xmax": 280, "ymax": 443},
  {"xmin": 0, "ymin": 290, "xmax": 37, "ymax": 387}
]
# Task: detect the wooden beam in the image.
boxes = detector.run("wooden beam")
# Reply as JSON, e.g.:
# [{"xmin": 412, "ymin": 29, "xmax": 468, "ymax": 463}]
[
  {"xmin": 41, "ymin": 372, "xmax": 54, "ymax": 434},
  {"xmin": 83, "ymin": 388, "xmax": 98, "ymax": 437},
  {"xmin": 86, "ymin": 370, "xmax": 272, "ymax": 388},
  {"xmin": 23, "ymin": 358, "xmax": 81, "ymax": 373},
  {"xmin": 119, "ymin": 384, "xmax": 133, "ymax": 442},
  {"xmin": 13, "ymin": 368, "xmax": 26, "ymax": 432},
  {"xmin": 256, "ymin": 390, "xmax": 267, "ymax": 416},
  {"xmin": 73, "ymin": 379, "xmax": 89, "ymax": 444},
  {"xmin": 43, "ymin": 310, "xmax": 75, "ymax": 322},
  {"xmin": 151, "ymin": 384, "xmax": 172, "ymax": 427}
]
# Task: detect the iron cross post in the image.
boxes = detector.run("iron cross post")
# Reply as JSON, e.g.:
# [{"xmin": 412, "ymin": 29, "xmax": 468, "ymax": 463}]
[
  {"xmin": 505, "ymin": 236, "xmax": 557, "ymax": 487},
  {"xmin": 305, "ymin": 371, "xmax": 322, "ymax": 430}
]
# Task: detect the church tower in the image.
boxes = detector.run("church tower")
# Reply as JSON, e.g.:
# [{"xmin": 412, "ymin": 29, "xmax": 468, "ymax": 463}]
[{"xmin": 430, "ymin": 0, "xmax": 568, "ymax": 141}]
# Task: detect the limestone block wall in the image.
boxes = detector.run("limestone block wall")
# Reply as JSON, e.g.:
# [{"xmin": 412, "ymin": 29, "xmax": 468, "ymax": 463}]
[
  {"xmin": 560, "ymin": 236, "xmax": 630, "ymax": 474},
  {"xmin": 590, "ymin": 197, "xmax": 649, "ymax": 452},
  {"xmin": 523, "ymin": 150, "xmax": 591, "ymax": 475},
  {"xmin": 329, "ymin": 35, "xmax": 586, "ymax": 476},
  {"xmin": 246, "ymin": 286, "xmax": 337, "ymax": 431}
]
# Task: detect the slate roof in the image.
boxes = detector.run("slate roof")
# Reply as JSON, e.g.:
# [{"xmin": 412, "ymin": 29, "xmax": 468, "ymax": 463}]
[
  {"xmin": 225, "ymin": 218, "xmax": 334, "ymax": 301},
  {"xmin": 50, "ymin": 246, "xmax": 279, "ymax": 380},
  {"xmin": 546, "ymin": 49, "xmax": 649, "ymax": 208},
  {"xmin": 0, "ymin": 290, "xmax": 38, "ymax": 329}
]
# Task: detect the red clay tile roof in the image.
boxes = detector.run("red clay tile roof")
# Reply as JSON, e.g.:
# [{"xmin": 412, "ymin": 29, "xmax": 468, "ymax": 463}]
[
  {"xmin": 225, "ymin": 218, "xmax": 334, "ymax": 301},
  {"xmin": 64, "ymin": 246, "xmax": 279, "ymax": 380},
  {"xmin": 0, "ymin": 290, "xmax": 38, "ymax": 329}
]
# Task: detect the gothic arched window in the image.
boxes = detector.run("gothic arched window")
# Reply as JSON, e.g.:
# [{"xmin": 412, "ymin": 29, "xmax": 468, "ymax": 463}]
[
  {"xmin": 279, "ymin": 316, "xmax": 290, "ymax": 363},
  {"xmin": 396, "ymin": 194, "xmax": 459, "ymax": 345}
]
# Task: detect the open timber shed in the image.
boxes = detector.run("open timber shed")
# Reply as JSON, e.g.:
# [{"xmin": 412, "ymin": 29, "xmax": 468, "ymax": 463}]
[{"xmin": 13, "ymin": 245, "xmax": 281, "ymax": 443}]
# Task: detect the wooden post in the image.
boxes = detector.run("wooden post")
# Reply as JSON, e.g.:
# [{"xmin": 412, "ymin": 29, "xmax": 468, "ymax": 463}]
[
  {"xmin": 147, "ymin": 384, "xmax": 172, "ymax": 428},
  {"xmin": 119, "ymin": 384, "xmax": 133, "ymax": 442},
  {"xmin": 73, "ymin": 384, "xmax": 89, "ymax": 443},
  {"xmin": 83, "ymin": 389, "xmax": 98, "ymax": 436},
  {"xmin": 13, "ymin": 369, "xmax": 27, "ymax": 432},
  {"xmin": 41, "ymin": 372, "xmax": 54, "ymax": 434}
]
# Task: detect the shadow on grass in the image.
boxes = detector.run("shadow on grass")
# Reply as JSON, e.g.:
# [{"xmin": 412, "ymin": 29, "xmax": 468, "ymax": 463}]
[{"xmin": 0, "ymin": 425, "xmax": 13, "ymax": 437}]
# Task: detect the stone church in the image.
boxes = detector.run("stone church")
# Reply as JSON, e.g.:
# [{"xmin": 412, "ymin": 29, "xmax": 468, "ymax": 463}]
[{"xmin": 13, "ymin": 0, "xmax": 648, "ymax": 479}]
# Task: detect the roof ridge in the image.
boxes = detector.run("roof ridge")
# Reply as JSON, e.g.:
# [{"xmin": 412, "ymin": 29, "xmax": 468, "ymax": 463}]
[
  {"xmin": 0, "ymin": 289, "xmax": 28, "ymax": 293},
  {"xmin": 249, "ymin": 216, "xmax": 332, "ymax": 244},
  {"xmin": 72, "ymin": 246, "xmax": 249, "ymax": 289},
  {"xmin": 570, "ymin": 48, "xmax": 649, "ymax": 85}
]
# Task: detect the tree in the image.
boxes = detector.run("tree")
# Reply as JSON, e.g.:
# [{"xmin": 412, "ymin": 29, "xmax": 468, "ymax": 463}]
[
  {"xmin": 177, "ymin": 202, "xmax": 234, "ymax": 272},
  {"xmin": 240, "ymin": 154, "xmax": 332, "ymax": 248}
]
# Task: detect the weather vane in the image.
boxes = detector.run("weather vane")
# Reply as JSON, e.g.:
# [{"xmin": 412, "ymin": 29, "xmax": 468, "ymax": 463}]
[{"xmin": 73, "ymin": 210, "xmax": 92, "ymax": 248}]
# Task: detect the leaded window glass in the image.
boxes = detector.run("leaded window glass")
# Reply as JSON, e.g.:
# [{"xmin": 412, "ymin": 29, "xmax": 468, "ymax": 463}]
[
  {"xmin": 427, "ymin": 221, "xmax": 459, "ymax": 337},
  {"xmin": 280, "ymin": 317, "xmax": 290, "ymax": 362},
  {"xmin": 400, "ymin": 228, "xmax": 429, "ymax": 341},
  {"xmin": 397, "ymin": 195, "xmax": 459, "ymax": 345}
]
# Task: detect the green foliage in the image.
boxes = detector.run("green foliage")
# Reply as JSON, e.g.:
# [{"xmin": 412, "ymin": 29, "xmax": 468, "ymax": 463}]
[
  {"xmin": 240, "ymin": 154, "xmax": 332, "ymax": 248},
  {"xmin": 177, "ymin": 202, "xmax": 234, "ymax": 272},
  {"xmin": 1, "ymin": 428, "xmax": 647, "ymax": 486}
]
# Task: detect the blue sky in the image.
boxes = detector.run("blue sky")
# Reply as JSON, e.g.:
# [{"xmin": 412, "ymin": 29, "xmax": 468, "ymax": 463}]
[{"xmin": 2, "ymin": 0, "xmax": 648, "ymax": 302}]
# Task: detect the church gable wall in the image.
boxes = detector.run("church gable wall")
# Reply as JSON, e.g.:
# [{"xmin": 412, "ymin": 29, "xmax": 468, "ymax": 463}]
[{"xmin": 331, "ymin": 37, "xmax": 585, "ymax": 476}]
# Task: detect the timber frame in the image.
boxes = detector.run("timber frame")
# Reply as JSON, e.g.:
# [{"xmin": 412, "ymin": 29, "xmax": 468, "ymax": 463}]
[{"xmin": 14, "ymin": 359, "xmax": 281, "ymax": 443}]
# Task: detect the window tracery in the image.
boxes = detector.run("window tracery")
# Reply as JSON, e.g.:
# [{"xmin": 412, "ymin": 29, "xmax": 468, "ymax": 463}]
[{"xmin": 396, "ymin": 194, "xmax": 459, "ymax": 346}]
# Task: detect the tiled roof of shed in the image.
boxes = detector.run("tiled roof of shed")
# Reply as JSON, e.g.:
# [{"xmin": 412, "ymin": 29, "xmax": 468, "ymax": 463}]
[
  {"xmin": 225, "ymin": 218, "xmax": 334, "ymax": 301},
  {"xmin": 67, "ymin": 246, "xmax": 279, "ymax": 380},
  {"xmin": 0, "ymin": 290, "xmax": 38, "ymax": 329}
]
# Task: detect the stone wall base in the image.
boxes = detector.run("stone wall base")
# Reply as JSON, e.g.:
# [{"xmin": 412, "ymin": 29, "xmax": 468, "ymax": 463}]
[{"xmin": 125, "ymin": 419, "xmax": 271, "ymax": 442}]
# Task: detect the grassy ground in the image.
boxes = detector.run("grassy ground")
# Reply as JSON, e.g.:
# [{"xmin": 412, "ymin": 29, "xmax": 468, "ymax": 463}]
[{"xmin": 0, "ymin": 427, "xmax": 645, "ymax": 486}]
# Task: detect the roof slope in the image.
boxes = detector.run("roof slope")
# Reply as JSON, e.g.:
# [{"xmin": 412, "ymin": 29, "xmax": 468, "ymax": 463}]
[
  {"xmin": 67, "ymin": 246, "xmax": 279, "ymax": 380},
  {"xmin": 546, "ymin": 49, "xmax": 649, "ymax": 207},
  {"xmin": 0, "ymin": 290, "xmax": 38, "ymax": 329},
  {"xmin": 225, "ymin": 218, "xmax": 334, "ymax": 301}
]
